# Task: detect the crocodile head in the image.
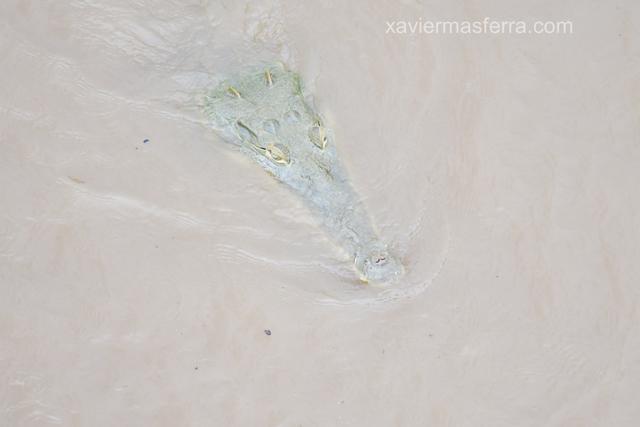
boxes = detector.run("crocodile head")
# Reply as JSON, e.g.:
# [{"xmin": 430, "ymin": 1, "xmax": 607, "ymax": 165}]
[{"xmin": 204, "ymin": 63, "xmax": 402, "ymax": 283}]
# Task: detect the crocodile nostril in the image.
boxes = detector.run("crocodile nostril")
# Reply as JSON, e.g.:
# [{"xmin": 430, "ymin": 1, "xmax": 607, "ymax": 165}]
[{"xmin": 263, "ymin": 119, "xmax": 280, "ymax": 135}]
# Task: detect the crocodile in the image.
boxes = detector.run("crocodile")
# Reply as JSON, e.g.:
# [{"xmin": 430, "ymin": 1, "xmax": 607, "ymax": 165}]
[{"xmin": 203, "ymin": 63, "xmax": 402, "ymax": 283}]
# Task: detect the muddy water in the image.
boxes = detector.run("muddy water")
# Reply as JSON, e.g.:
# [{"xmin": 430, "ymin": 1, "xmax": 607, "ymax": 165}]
[{"xmin": 1, "ymin": 1, "xmax": 639, "ymax": 426}]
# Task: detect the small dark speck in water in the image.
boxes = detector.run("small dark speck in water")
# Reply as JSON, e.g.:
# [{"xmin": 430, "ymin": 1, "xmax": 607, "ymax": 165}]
[
  {"xmin": 194, "ymin": 366, "xmax": 198, "ymax": 370},
  {"xmin": 143, "ymin": 139, "xmax": 150, "ymax": 144},
  {"xmin": 264, "ymin": 329, "xmax": 271, "ymax": 336}
]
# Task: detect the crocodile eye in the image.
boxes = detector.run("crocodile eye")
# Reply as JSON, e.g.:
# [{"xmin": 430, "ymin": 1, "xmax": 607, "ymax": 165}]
[
  {"xmin": 265, "ymin": 143, "xmax": 290, "ymax": 165},
  {"xmin": 308, "ymin": 125, "xmax": 328, "ymax": 150}
]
